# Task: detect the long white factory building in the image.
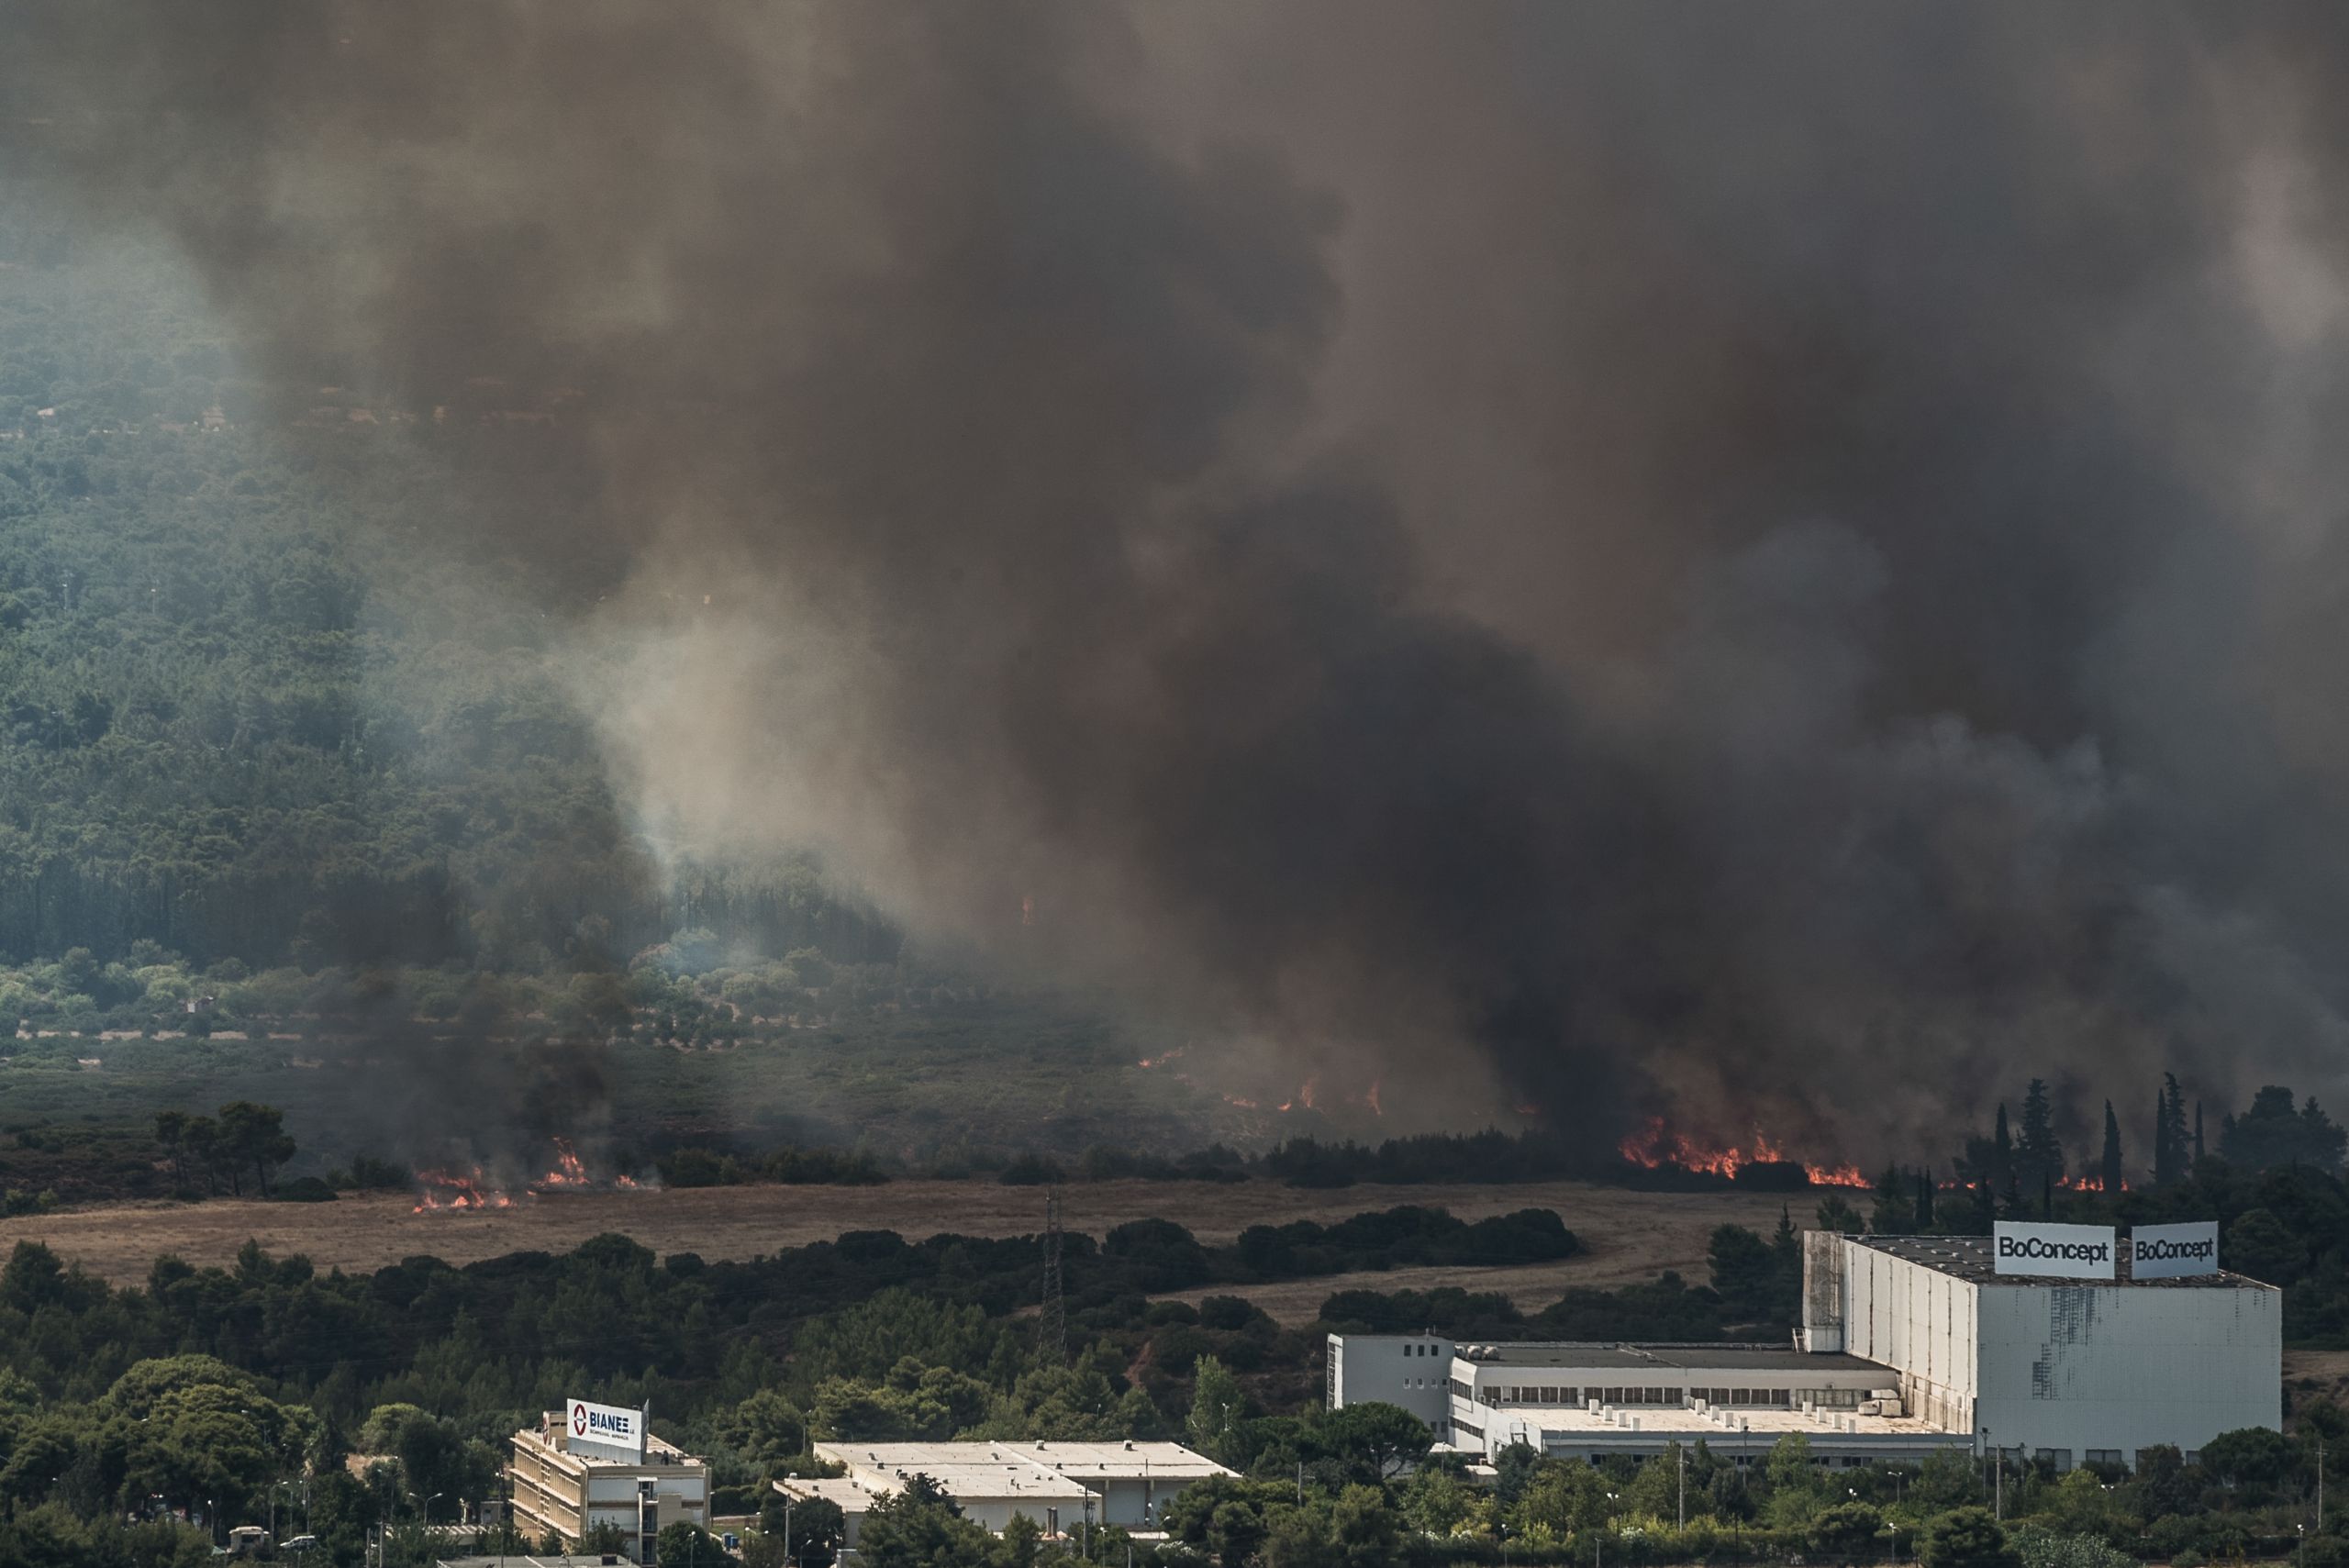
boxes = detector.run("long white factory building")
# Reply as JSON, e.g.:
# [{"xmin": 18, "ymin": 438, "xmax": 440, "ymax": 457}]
[{"xmin": 1329, "ymin": 1228, "xmax": 2279, "ymax": 1472}]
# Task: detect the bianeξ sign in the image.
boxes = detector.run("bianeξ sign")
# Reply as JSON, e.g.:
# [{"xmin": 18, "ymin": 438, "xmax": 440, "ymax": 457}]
[
  {"xmin": 1992, "ymin": 1220, "xmax": 2117, "ymax": 1280},
  {"xmin": 2131, "ymin": 1220, "xmax": 2221, "ymax": 1280},
  {"xmin": 566, "ymin": 1396, "xmax": 646, "ymax": 1462}
]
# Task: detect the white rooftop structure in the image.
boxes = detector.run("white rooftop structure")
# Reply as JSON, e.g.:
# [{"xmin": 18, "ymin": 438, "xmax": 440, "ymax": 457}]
[{"xmin": 796, "ymin": 1440, "xmax": 1234, "ymax": 1539}]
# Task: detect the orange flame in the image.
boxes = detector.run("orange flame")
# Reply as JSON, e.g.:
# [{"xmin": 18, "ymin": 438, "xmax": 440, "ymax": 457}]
[
  {"xmin": 1136, "ymin": 1049, "xmax": 1188, "ymax": 1070},
  {"xmin": 412, "ymin": 1167, "xmax": 514, "ymax": 1212},
  {"xmin": 1618, "ymin": 1117, "xmax": 1870, "ymax": 1188},
  {"xmin": 537, "ymin": 1137, "xmax": 591, "ymax": 1188},
  {"xmin": 414, "ymin": 1138, "xmax": 654, "ymax": 1212},
  {"xmin": 1365, "ymin": 1078, "xmax": 1384, "ymax": 1118}
]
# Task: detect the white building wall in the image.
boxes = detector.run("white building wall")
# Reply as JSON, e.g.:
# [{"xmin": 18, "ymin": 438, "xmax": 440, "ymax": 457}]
[
  {"xmin": 1841, "ymin": 1243, "xmax": 1978, "ymax": 1436},
  {"xmin": 957, "ymin": 1499, "xmax": 1036, "ymax": 1535},
  {"xmin": 1834, "ymin": 1237, "xmax": 2279, "ymax": 1465},
  {"xmin": 1975, "ymin": 1283, "xmax": 2280, "ymax": 1464},
  {"xmin": 1326, "ymin": 1334, "xmax": 1453, "ymax": 1429}
]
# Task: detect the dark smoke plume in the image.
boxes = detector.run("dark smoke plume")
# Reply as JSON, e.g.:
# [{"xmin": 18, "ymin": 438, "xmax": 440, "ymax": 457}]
[{"xmin": 8, "ymin": 3, "xmax": 2349, "ymax": 1162}]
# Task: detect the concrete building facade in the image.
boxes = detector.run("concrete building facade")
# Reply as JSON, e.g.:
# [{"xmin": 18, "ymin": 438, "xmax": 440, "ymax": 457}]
[
  {"xmin": 1331, "ymin": 1337, "xmax": 1956, "ymax": 1467},
  {"xmin": 508, "ymin": 1411, "xmax": 709, "ymax": 1562}
]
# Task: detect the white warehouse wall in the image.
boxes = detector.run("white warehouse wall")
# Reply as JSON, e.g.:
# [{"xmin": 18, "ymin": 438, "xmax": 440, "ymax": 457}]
[
  {"xmin": 1841, "ymin": 1246, "xmax": 1978, "ymax": 1434},
  {"xmin": 1975, "ymin": 1283, "xmax": 2280, "ymax": 1462},
  {"xmin": 1835, "ymin": 1236, "xmax": 2280, "ymax": 1464}
]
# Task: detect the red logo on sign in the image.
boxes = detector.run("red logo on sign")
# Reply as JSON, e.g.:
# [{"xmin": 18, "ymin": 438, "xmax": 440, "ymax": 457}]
[{"xmin": 573, "ymin": 1404, "xmax": 588, "ymax": 1436}]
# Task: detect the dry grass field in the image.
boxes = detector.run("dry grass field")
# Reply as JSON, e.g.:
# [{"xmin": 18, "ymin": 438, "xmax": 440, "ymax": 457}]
[{"xmin": 0, "ymin": 1179, "xmax": 1800, "ymax": 1307}]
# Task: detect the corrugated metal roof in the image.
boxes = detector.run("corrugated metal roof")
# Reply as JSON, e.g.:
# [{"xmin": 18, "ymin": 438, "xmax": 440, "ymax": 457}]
[{"xmin": 1852, "ymin": 1234, "xmax": 2269, "ymax": 1288}]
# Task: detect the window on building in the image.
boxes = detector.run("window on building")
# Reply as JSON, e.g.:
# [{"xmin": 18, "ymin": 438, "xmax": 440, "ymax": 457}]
[
  {"xmin": 2086, "ymin": 1451, "xmax": 2122, "ymax": 1470},
  {"xmin": 2033, "ymin": 1449, "xmax": 2073, "ymax": 1472}
]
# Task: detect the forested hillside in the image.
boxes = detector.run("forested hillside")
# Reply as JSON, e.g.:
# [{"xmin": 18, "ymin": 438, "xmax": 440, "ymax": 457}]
[{"xmin": 0, "ymin": 215, "xmax": 889, "ymax": 973}]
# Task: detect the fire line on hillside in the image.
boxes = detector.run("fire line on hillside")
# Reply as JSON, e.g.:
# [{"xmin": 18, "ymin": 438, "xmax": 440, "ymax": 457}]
[{"xmin": 412, "ymin": 1137, "xmax": 651, "ymax": 1212}]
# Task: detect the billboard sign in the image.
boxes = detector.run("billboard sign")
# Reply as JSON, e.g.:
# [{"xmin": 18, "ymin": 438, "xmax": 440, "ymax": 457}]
[
  {"xmin": 566, "ymin": 1397, "xmax": 645, "ymax": 1462},
  {"xmin": 2132, "ymin": 1220, "xmax": 2221, "ymax": 1280},
  {"xmin": 1992, "ymin": 1221, "xmax": 2116, "ymax": 1280}
]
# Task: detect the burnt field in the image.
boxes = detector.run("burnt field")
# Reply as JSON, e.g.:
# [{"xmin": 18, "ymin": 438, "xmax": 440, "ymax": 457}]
[{"xmin": 0, "ymin": 1177, "xmax": 1798, "ymax": 1300}]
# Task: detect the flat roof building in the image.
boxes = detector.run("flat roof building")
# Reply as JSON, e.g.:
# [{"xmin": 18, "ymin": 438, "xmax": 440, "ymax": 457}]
[
  {"xmin": 1329, "ymin": 1227, "xmax": 2281, "ymax": 1473},
  {"xmin": 1813, "ymin": 1231, "xmax": 2278, "ymax": 1468},
  {"xmin": 786, "ymin": 1440, "xmax": 1235, "ymax": 1542},
  {"xmin": 509, "ymin": 1409, "xmax": 708, "ymax": 1563}
]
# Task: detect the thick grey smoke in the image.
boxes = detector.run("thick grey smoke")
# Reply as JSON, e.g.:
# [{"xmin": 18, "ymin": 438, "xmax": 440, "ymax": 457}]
[{"xmin": 7, "ymin": 3, "xmax": 2349, "ymax": 1162}]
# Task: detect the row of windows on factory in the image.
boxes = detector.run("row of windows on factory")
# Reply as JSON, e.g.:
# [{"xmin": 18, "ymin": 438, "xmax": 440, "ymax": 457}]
[{"xmin": 1465, "ymin": 1385, "xmax": 1865, "ymax": 1410}]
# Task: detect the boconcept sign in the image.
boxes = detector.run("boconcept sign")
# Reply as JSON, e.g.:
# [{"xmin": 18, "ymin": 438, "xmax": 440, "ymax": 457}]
[
  {"xmin": 1992, "ymin": 1221, "xmax": 2115, "ymax": 1279},
  {"xmin": 2131, "ymin": 1220, "xmax": 2220, "ymax": 1280},
  {"xmin": 567, "ymin": 1397, "xmax": 646, "ymax": 1462},
  {"xmin": 1991, "ymin": 1220, "xmax": 2223, "ymax": 1281}
]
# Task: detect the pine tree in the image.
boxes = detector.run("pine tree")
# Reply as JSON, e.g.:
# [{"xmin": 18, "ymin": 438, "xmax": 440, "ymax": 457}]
[
  {"xmin": 2099, "ymin": 1101, "xmax": 2123, "ymax": 1193},
  {"xmin": 1186, "ymin": 1354, "xmax": 1245, "ymax": 1465},
  {"xmin": 2194, "ymin": 1101, "xmax": 2205, "ymax": 1163}
]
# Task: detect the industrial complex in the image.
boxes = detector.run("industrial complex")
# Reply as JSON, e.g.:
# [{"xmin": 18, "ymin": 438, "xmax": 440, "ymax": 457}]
[
  {"xmin": 1329, "ymin": 1224, "xmax": 2279, "ymax": 1472},
  {"xmin": 503, "ymin": 1221, "xmax": 2275, "ymax": 1562}
]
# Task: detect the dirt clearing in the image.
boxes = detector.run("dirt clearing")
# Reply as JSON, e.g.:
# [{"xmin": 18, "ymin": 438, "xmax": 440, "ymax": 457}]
[{"xmin": 0, "ymin": 1179, "xmax": 1801, "ymax": 1300}]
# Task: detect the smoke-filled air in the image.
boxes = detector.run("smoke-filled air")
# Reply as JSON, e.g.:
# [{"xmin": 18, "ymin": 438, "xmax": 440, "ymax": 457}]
[{"xmin": 8, "ymin": 2, "xmax": 2349, "ymax": 1167}]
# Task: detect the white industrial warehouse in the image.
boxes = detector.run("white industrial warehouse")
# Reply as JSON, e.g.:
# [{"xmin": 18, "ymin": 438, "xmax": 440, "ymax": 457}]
[
  {"xmin": 1329, "ymin": 1222, "xmax": 2278, "ymax": 1473},
  {"xmin": 779, "ymin": 1440, "xmax": 1235, "ymax": 1547}
]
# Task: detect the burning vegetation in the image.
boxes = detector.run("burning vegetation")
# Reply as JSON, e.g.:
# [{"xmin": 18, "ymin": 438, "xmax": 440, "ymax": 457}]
[
  {"xmin": 411, "ymin": 1138, "xmax": 649, "ymax": 1213},
  {"xmin": 1617, "ymin": 1118, "xmax": 1869, "ymax": 1190}
]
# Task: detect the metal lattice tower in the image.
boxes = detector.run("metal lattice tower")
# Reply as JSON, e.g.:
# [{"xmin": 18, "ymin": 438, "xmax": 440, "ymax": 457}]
[{"xmin": 1040, "ymin": 1184, "xmax": 1068, "ymax": 1365}]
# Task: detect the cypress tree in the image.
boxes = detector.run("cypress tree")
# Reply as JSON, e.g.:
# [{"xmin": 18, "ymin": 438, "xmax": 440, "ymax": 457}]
[
  {"xmin": 2017, "ymin": 1079, "xmax": 2065, "ymax": 1194},
  {"xmin": 2154, "ymin": 1089, "xmax": 2169, "ymax": 1186},
  {"xmin": 1872, "ymin": 1166, "xmax": 1915, "ymax": 1234},
  {"xmin": 1994, "ymin": 1105, "xmax": 2017, "ymax": 1213},
  {"xmin": 2154, "ymin": 1073, "xmax": 2191, "ymax": 1187},
  {"xmin": 2100, "ymin": 1100, "xmax": 2124, "ymax": 1193}
]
